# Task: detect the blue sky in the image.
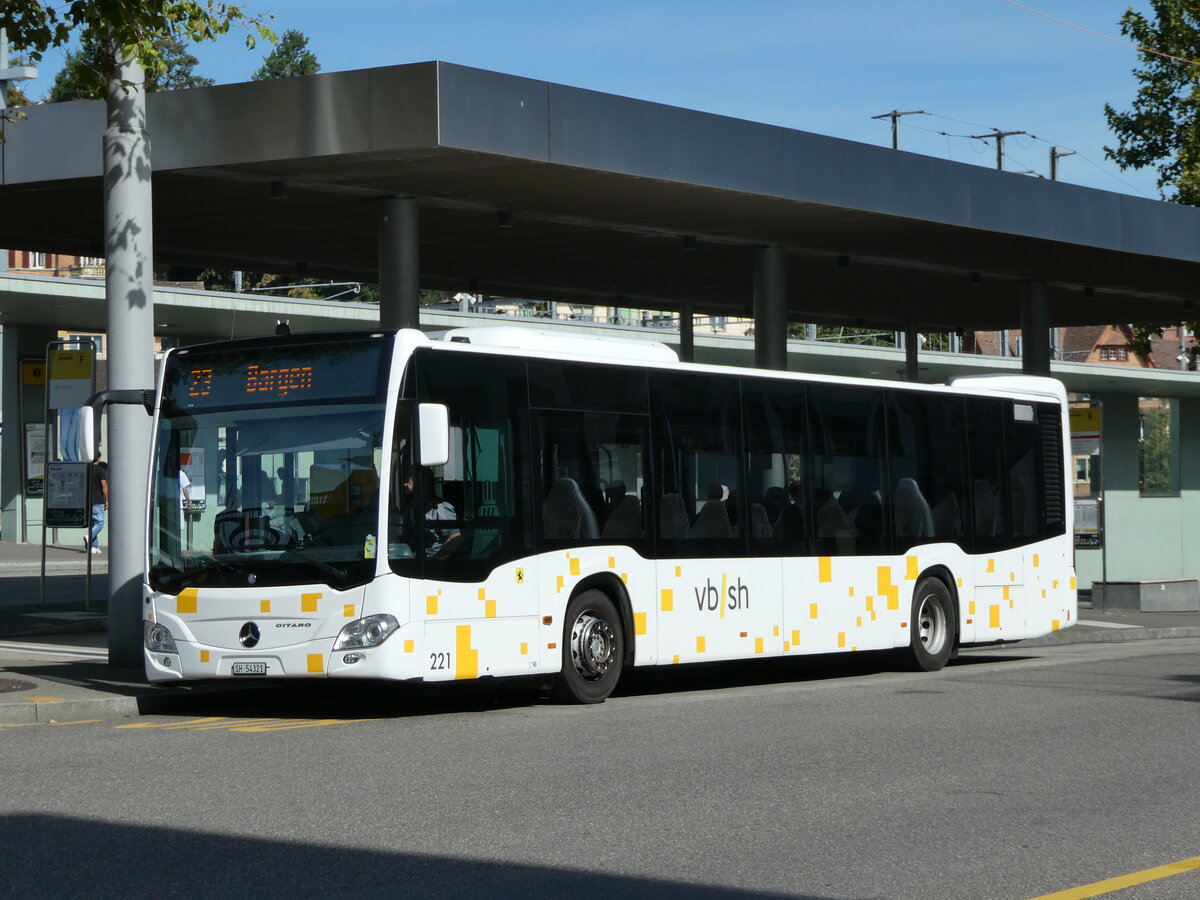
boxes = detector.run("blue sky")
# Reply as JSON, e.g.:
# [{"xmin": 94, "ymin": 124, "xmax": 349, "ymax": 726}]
[{"xmin": 29, "ymin": 1, "xmax": 1163, "ymax": 198}]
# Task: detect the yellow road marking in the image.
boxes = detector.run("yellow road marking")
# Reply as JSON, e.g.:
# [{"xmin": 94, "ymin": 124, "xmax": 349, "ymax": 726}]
[
  {"xmin": 117, "ymin": 715, "xmax": 377, "ymax": 732},
  {"xmin": 1031, "ymin": 855, "xmax": 1200, "ymax": 899}
]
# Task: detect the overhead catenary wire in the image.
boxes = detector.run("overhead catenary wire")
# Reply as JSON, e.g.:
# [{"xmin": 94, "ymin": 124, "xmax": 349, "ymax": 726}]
[
  {"xmin": 997, "ymin": 0, "xmax": 1200, "ymax": 68},
  {"xmin": 875, "ymin": 111, "xmax": 1155, "ymax": 198}
]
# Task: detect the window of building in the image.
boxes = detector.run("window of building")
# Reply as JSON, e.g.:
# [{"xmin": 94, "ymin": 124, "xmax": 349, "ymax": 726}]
[{"xmin": 1139, "ymin": 396, "xmax": 1179, "ymax": 496}]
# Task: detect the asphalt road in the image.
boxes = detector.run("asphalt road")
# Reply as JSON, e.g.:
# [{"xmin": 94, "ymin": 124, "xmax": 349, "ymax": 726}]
[{"xmin": 3, "ymin": 639, "xmax": 1200, "ymax": 900}]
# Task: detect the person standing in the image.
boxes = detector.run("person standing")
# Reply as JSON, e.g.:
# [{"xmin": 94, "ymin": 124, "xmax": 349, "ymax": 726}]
[{"xmin": 88, "ymin": 455, "xmax": 109, "ymax": 554}]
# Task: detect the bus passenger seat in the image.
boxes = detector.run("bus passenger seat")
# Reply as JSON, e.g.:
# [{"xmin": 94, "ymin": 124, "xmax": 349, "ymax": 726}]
[
  {"xmin": 894, "ymin": 477, "xmax": 933, "ymax": 540},
  {"xmin": 542, "ymin": 477, "xmax": 599, "ymax": 540},
  {"xmin": 659, "ymin": 493, "xmax": 691, "ymax": 539},
  {"xmin": 973, "ymin": 479, "xmax": 998, "ymax": 537},
  {"xmin": 691, "ymin": 499, "xmax": 732, "ymax": 538},
  {"xmin": 600, "ymin": 495, "xmax": 642, "ymax": 540}
]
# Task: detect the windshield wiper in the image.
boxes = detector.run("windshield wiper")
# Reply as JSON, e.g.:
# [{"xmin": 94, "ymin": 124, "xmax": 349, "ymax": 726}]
[
  {"xmin": 275, "ymin": 546, "xmax": 349, "ymax": 582},
  {"xmin": 154, "ymin": 561, "xmax": 244, "ymax": 591}
]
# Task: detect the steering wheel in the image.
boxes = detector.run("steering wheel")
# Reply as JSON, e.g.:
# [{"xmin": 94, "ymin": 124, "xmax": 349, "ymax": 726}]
[{"xmin": 227, "ymin": 522, "xmax": 282, "ymax": 549}]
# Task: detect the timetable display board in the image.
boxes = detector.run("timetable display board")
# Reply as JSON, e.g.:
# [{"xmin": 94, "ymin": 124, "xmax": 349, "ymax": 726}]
[{"xmin": 164, "ymin": 338, "xmax": 388, "ymax": 410}]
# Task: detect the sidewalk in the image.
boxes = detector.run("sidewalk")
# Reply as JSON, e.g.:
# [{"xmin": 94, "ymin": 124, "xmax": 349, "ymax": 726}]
[{"xmin": 3, "ymin": 542, "xmax": 1200, "ymax": 724}]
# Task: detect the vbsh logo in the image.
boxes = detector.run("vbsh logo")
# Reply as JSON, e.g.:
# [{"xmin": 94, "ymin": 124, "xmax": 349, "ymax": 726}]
[{"xmin": 693, "ymin": 576, "xmax": 750, "ymax": 613}]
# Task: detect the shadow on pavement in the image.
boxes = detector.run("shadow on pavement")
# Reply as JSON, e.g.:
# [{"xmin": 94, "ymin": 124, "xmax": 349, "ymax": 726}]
[{"xmin": 1, "ymin": 814, "xmax": 821, "ymax": 899}]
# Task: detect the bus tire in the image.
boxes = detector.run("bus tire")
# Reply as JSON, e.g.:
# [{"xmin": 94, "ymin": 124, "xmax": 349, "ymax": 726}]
[
  {"xmin": 905, "ymin": 576, "xmax": 955, "ymax": 672},
  {"xmin": 553, "ymin": 589, "xmax": 624, "ymax": 704}
]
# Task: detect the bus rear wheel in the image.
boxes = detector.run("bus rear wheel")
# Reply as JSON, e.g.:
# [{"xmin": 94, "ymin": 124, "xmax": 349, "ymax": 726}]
[
  {"xmin": 552, "ymin": 590, "xmax": 624, "ymax": 704},
  {"xmin": 905, "ymin": 576, "xmax": 955, "ymax": 672}
]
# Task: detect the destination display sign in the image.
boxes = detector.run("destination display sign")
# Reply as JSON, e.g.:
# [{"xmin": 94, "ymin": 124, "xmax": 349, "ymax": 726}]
[{"xmin": 164, "ymin": 338, "xmax": 388, "ymax": 410}]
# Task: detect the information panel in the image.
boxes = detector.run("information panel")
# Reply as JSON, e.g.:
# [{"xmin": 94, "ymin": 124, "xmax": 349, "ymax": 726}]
[
  {"xmin": 46, "ymin": 462, "xmax": 89, "ymax": 527},
  {"xmin": 164, "ymin": 337, "xmax": 387, "ymax": 410}
]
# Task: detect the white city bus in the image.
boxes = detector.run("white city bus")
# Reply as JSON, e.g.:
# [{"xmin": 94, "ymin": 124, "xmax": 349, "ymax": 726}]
[{"xmin": 142, "ymin": 326, "xmax": 1075, "ymax": 702}]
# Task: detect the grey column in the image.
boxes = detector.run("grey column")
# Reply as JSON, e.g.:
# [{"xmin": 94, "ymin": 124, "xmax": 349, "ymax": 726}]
[
  {"xmin": 104, "ymin": 51, "xmax": 156, "ymax": 667},
  {"xmin": 378, "ymin": 197, "xmax": 420, "ymax": 330},
  {"xmin": 904, "ymin": 326, "xmax": 919, "ymax": 381},
  {"xmin": 678, "ymin": 302, "xmax": 694, "ymax": 362},
  {"xmin": 1020, "ymin": 280, "xmax": 1051, "ymax": 376},
  {"xmin": 753, "ymin": 246, "xmax": 787, "ymax": 370}
]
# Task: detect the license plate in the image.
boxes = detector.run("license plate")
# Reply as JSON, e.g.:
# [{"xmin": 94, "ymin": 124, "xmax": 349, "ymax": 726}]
[{"xmin": 231, "ymin": 662, "xmax": 267, "ymax": 676}]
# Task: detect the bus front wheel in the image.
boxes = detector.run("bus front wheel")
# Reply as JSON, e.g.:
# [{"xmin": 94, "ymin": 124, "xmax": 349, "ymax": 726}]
[
  {"xmin": 905, "ymin": 577, "xmax": 955, "ymax": 672},
  {"xmin": 553, "ymin": 590, "xmax": 624, "ymax": 704}
]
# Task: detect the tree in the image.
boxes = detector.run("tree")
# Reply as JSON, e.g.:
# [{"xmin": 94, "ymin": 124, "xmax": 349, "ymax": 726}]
[
  {"xmin": 48, "ymin": 32, "xmax": 214, "ymax": 102},
  {"xmin": 252, "ymin": 28, "xmax": 319, "ymax": 80},
  {"xmin": 1, "ymin": 1, "xmax": 275, "ymax": 668},
  {"xmin": 1103, "ymin": 2, "xmax": 1200, "ymax": 359},
  {"xmin": 1104, "ymin": 1, "xmax": 1200, "ymax": 205},
  {"xmin": 1, "ymin": 2, "xmax": 274, "ymax": 82}
]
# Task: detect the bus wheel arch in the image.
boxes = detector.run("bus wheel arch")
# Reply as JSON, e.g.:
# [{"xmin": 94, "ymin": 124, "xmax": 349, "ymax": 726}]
[
  {"xmin": 571, "ymin": 572, "xmax": 636, "ymax": 666},
  {"xmin": 903, "ymin": 567, "xmax": 958, "ymax": 672},
  {"xmin": 552, "ymin": 585, "xmax": 625, "ymax": 704}
]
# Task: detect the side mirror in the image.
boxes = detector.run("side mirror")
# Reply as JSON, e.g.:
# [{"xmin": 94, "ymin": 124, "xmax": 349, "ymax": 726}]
[
  {"xmin": 76, "ymin": 406, "xmax": 96, "ymax": 462},
  {"xmin": 418, "ymin": 403, "xmax": 450, "ymax": 467}
]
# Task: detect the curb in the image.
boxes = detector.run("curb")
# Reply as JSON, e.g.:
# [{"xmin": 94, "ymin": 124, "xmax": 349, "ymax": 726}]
[
  {"xmin": 1009, "ymin": 625, "xmax": 1200, "ymax": 648},
  {"xmin": 0, "ymin": 695, "xmax": 142, "ymax": 724}
]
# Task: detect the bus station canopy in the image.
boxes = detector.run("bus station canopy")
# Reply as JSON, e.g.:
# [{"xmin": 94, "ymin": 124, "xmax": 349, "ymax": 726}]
[{"xmin": 3, "ymin": 61, "xmax": 1200, "ymax": 334}]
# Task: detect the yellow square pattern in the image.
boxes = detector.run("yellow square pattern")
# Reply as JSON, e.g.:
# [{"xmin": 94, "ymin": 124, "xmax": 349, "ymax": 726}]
[
  {"xmin": 177, "ymin": 589, "xmax": 198, "ymax": 615},
  {"xmin": 301, "ymin": 592, "xmax": 321, "ymax": 613}
]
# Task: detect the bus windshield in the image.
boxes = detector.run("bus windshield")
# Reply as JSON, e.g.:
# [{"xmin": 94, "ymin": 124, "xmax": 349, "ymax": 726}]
[{"xmin": 148, "ymin": 334, "xmax": 391, "ymax": 592}]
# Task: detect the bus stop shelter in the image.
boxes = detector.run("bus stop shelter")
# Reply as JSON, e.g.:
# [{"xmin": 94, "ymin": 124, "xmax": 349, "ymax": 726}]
[{"xmin": 6, "ymin": 60, "xmax": 1200, "ymax": 663}]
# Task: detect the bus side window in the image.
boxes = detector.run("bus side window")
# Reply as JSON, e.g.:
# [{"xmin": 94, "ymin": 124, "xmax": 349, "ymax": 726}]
[
  {"xmin": 887, "ymin": 391, "xmax": 970, "ymax": 552},
  {"xmin": 651, "ymin": 371, "xmax": 745, "ymax": 558},
  {"xmin": 808, "ymin": 384, "xmax": 887, "ymax": 557},
  {"xmin": 743, "ymin": 381, "xmax": 811, "ymax": 556},
  {"xmin": 967, "ymin": 397, "xmax": 1011, "ymax": 553}
]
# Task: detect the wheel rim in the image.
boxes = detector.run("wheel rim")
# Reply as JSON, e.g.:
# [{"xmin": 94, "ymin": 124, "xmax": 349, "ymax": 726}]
[
  {"xmin": 916, "ymin": 592, "xmax": 948, "ymax": 655},
  {"xmin": 569, "ymin": 610, "xmax": 615, "ymax": 681}
]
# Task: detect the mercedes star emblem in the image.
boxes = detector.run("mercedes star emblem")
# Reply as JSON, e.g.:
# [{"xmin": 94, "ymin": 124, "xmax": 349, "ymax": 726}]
[{"xmin": 239, "ymin": 622, "xmax": 261, "ymax": 648}]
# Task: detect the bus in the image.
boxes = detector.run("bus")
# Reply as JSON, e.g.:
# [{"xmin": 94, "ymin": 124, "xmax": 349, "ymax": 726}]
[{"xmin": 141, "ymin": 326, "xmax": 1075, "ymax": 702}]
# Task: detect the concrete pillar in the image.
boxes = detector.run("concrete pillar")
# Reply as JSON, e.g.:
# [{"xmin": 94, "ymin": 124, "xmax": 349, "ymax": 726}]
[
  {"xmin": 904, "ymin": 326, "xmax": 919, "ymax": 381},
  {"xmin": 378, "ymin": 197, "xmax": 420, "ymax": 330},
  {"xmin": 753, "ymin": 246, "xmax": 787, "ymax": 370},
  {"xmin": 679, "ymin": 302, "xmax": 694, "ymax": 363},
  {"xmin": 104, "ymin": 51, "xmax": 157, "ymax": 667},
  {"xmin": 1020, "ymin": 280, "xmax": 1051, "ymax": 376}
]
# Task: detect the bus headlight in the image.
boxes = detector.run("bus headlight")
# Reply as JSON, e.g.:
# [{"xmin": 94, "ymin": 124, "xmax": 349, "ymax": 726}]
[
  {"xmin": 334, "ymin": 614, "xmax": 399, "ymax": 650},
  {"xmin": 144, "ymin": 621, "xmax": 178, "ymax": 653}
]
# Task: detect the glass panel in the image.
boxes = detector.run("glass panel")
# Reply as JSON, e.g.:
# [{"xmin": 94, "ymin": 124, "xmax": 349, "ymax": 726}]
[
  {"xmin": 150, "ymin": 402, "xmax": 386, "ymax": 591},
  {"xmin": 887, "ymin": 391, "xmax": 970, "ymax": 551},
  {"xmin": 651, "ymin": 371, "xmax": 745, "ymax": 557},
  {"xmin": 528, "ymin": 359, "xmax": 649, "ymax": 413},
  {"xmin": 536, "ymin": 411, "xmax": 649, "ymax": 549},
  {"xmin": 149, "ymin": 336, "xmax": 391, "ymax": 592},
  {"xmin": 391, "ymin": 349, "xmax": 531, "ymax": 582},
  {"xmin": 808, "ymin": 384, "xmax": 887, "ymax": 556},
  {"xmin": 742, "ymin": 380, "xmax": 810, "ymax": 556},
  {"xmin": 1139, "ymin": 396, "xmax": 1179, "ymax": 497},
  {"xmin": 967, "ymin": 397, "xmax": 1010, "ymax": 552}
]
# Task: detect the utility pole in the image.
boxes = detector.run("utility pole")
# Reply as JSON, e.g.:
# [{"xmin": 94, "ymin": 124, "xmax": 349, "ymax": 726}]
[
  {"xmin": 871, "ymin": 109, "xmax": 926, "ymax": 150},
  {"xmin": 968, "ymin": 128, "xmax": 1027, "ymax": 171},
  {"xmin": 1049, "ymin": 147, "xmax": 1076, "ymax": 181}
]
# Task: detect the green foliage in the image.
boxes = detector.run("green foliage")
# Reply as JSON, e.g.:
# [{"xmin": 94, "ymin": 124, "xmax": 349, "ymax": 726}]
[
  {"xmin": 252, "ymin": 29, "xmax": 319, "ymax": 80},
  {"xmin": 1104, "ymin": 1, "xmax": 1200, "ymax": 204},
  {"xmin": 48, "ymin": 33, "xmax": 214, "ymax": 101},
  {"xmin": 1, "ymin": 1, "xmax": 275, "ymax": 83},
  {"xmin": 1139, "ymin": 403, "xmax": 1176, "ymax": 493},
  {"xmin": 1103, "ymin": 2, "xmax": 1200, "ymax": 356}
]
